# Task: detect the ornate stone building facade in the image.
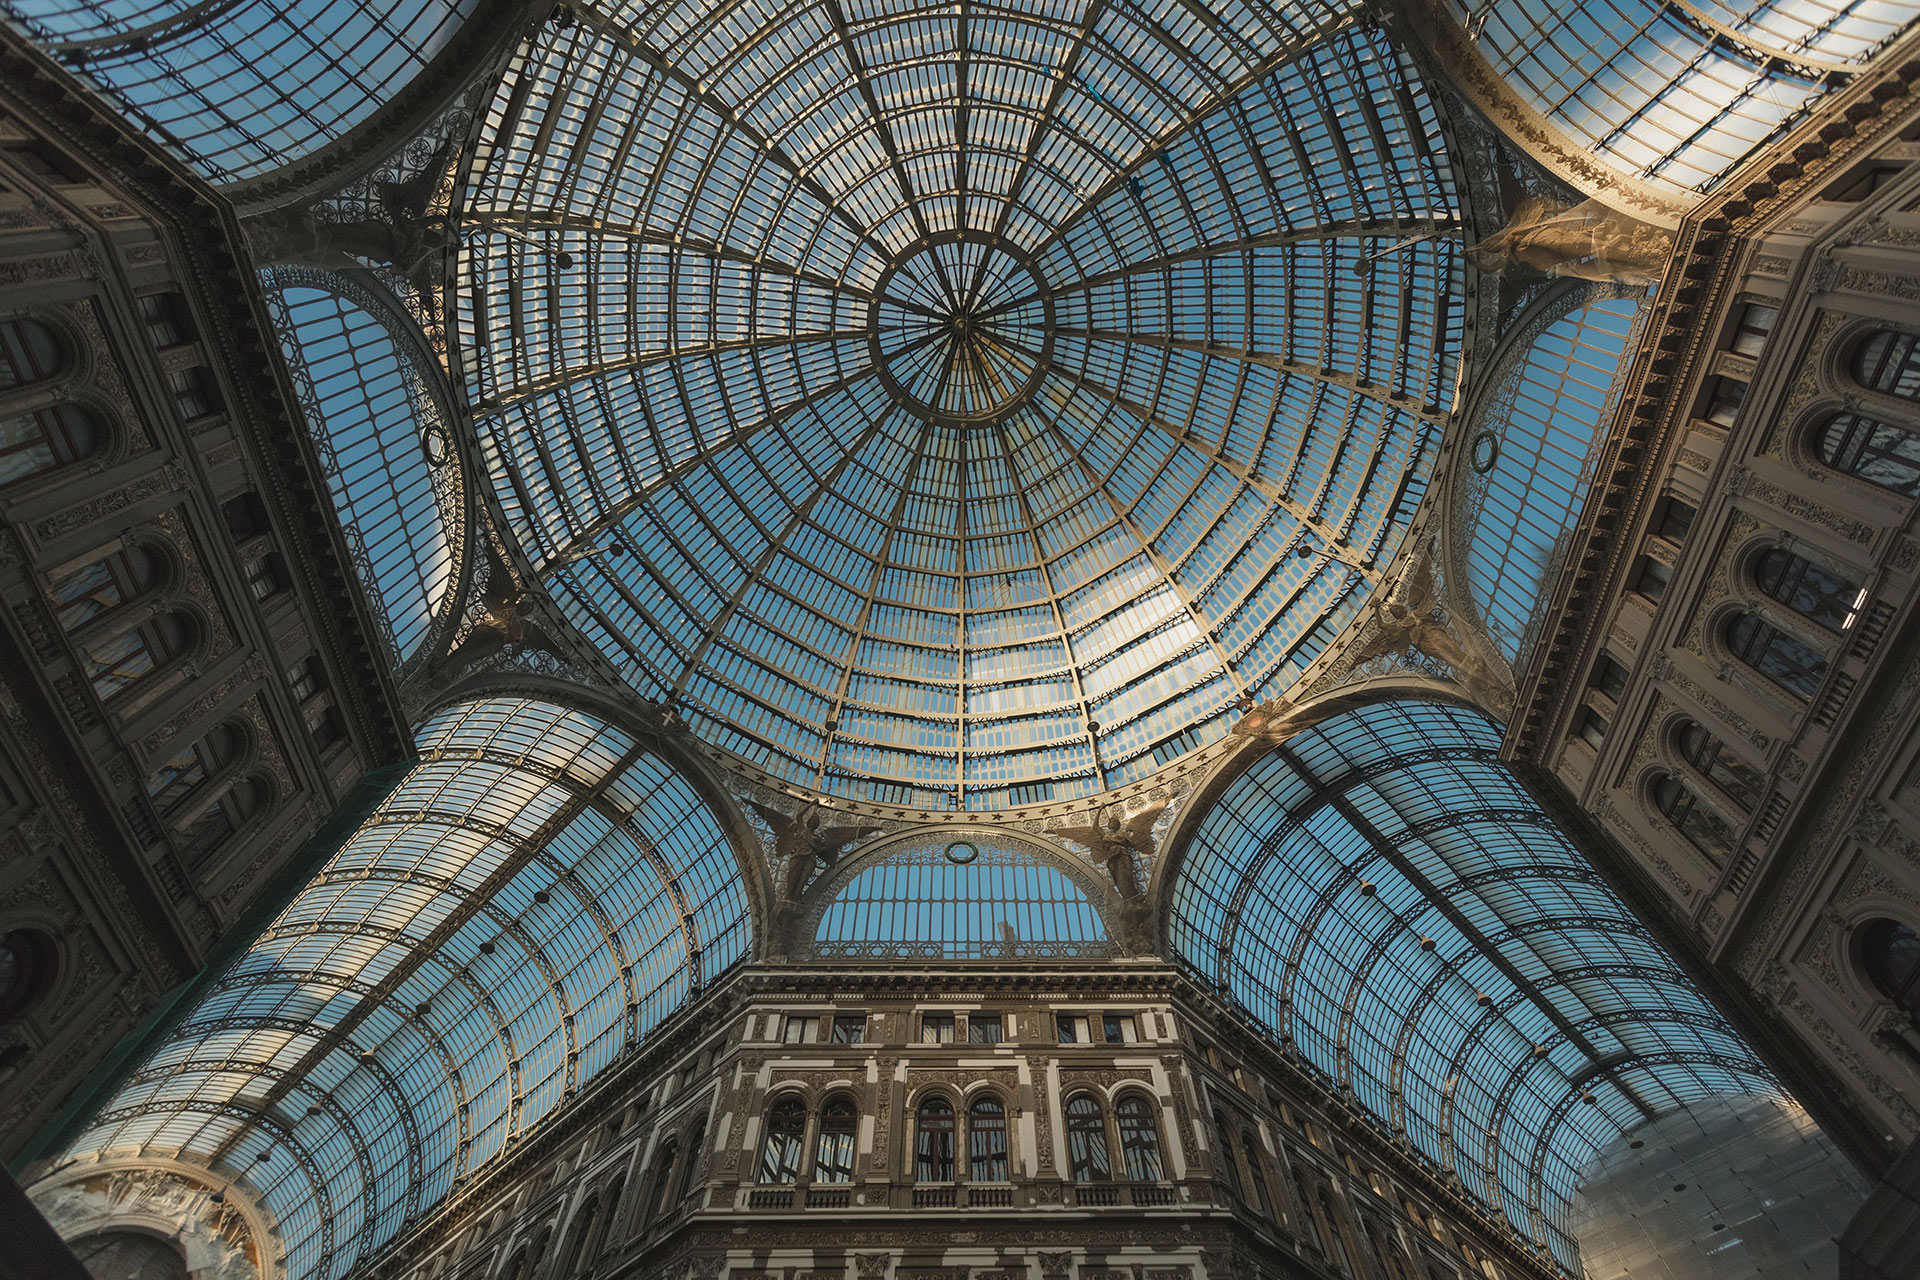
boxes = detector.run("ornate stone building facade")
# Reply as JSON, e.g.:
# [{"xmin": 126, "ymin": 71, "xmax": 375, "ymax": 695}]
[{"xmin": 0, "ymin": 32, "xmax": 408, "ymax": 1167}]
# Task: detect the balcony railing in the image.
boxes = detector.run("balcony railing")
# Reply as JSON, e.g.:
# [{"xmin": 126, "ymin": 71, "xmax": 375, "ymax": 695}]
[
  {"xmin": 806, "ymin": 1187, "xmax": 851, "ymax": 1208},
  {"xmin": 912, "ymin": 1185, "xmax": 957, "ymax": 1208}
]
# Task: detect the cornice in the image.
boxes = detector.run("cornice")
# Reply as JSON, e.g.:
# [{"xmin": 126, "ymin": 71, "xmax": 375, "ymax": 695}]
[
  {"xmin": 1507, "ymin": 41, "xmax": 1920, "ymax": 763},
  {"xmin": 0, "ymin": 29, "xmax": 413, "ymax": 768}
]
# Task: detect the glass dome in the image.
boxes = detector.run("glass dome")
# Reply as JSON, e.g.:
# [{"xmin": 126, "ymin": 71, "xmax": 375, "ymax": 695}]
[{"xmin": 458, "ymin": 1, "xmax": 1466, "ymax": 813}]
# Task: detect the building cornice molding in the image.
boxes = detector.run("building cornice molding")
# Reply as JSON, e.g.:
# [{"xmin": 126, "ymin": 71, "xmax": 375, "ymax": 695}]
[{"xmin": 1508, "ymin": 44, "xmax": 1920, "ymax": 764}]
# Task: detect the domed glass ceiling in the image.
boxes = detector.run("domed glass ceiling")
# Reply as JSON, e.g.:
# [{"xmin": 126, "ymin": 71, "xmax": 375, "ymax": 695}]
[{"xmin": 459, "ymin": 0, "xmax": 1465, "ymax": 811}]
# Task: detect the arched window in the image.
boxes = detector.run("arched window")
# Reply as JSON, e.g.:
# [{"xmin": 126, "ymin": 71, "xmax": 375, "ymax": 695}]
[
  {"xmin": 1115, "ymin": 1094, "xmax": 1163, "ymax": 1181},
  {"xmin": 1754, "ymin": 548, "xmax": 1862, "ymax": 632},
  {"xmin": 1676, "ymin": 721, "xmax": 1764, "ymax": 811},
  {"xmin": 678, "ymin": 1121, "xmax": 705, "ymax": 1201},
  {"xmin": 915, "ymin": 1096, "xmax": 955, "ymax": 1182},
  {"xmin": 1725, "ymin": 613, "xmax": 1827, "ymax": 700},
  {"xmin": 592, "ymin": 1176, "xmax": 623, "ymax": 1257},
  {"xmin": 184, "ymin": 774, "xmax": 266, "ymax": 863},
  {"xmin": 0, "ymin": 928, "xmax": 55, "ymax": 1022},
  {"xmin": 556, "ymin": 1197, "xmax": 597, "ymax": 1279},
  {"xmin": 147, "ymin": 722, "xmax": 244, "ymax": 819},
  {"xmin": 968, "ymin": 1095, "xmax": 1009, "ymax": 1182},
  {"xmin": 0, "ymin": 318, "xmax": 66, "ymax": 389},
  {"xmin": 1852, "ymin": 330, "xmax": 1920, "ymax": 401},
  {"xmin": 49, "ymin": 544, "xmax": 163, "ymax": 632},
  {"xmin": 84, "ymin": 610, "xmax": 195, "ymax": 701},
  {"xmin": 1815, "ymin": 413, "xmax": 1920, "ymax": 497},
  {"xmin": 1211, "ymin": 1109, "xmax": 1242, "ymax": 1197},
  {"xmin": 1318, "ymin": 1185, "xmax": 1356, "ymax": 1276},
  {"xmin": 0, "ymin": 403, "xmax": 99, "ymax": 486},
  {"xmin": 1240, "ymin": 1128, "xmax": 1271, "ymax": 1214},
  {"xmin": 1861, "ymin": 919, "xmax": 1920, "ymax": 1013},
  {"xmin": 1296, "ymin": 1169, "xmax": 1327, "ymax": 1252},
  {"xmin": 1652, "ymin": 773, "xmax": 1733, "ymax": 860},
  {"xmin": 500, "ymin": 1249, "xmax": 528, "ymax": 1280},
  {"xmin": 758, "ymin": 1095, "xmax": 806, "ymax": 1182},
  {"xmin": 815, "ymin": 1097, "xmax": 857, "ymax": 1184},
  {"xmin": 646, "ymin": 1141, "xmax": 678, "ymax": 1222},
  {"xmin": 1065, "ymin": 1094, "xmax": 1111, "ymax": 1183}
]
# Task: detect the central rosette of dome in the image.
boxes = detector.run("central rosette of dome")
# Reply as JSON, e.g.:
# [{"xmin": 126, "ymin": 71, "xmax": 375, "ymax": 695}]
[{"xmin": 868, "ymin": 233, "xmax": 1054, "ymax": 426}]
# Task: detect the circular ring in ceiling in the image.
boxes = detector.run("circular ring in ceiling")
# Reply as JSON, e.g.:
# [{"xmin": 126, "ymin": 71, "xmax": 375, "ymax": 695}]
[{"xmin": 868, "ymin": 232, "xmax": 1054, "ymax": 428}]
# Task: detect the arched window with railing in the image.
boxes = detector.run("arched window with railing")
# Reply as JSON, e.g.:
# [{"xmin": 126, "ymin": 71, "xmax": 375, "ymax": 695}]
[
  {"xmin": 1725, "ymin": 612, "xmax": 1827, "ymax": 699},
  {"xmin": 147, "ymin": 721, "xmax": 245, "ymax": 821},
  {"xmin": 82, "ymin": 610, "xmax": 196, "ymax": 702},
  {"xmin": 1814, "ymin": 412, "xmax": 1920, "ymax": 497},
  {"xmin": 678, "ymin": 1121, "xmax": 705, "ymax": 1202},
  {"xmin": 1066, "ymin": 1094, "xmax": 1111, "ymax": 1183},
  {"xmin": 815, "ymin": 1098, "xmax": 857, "ymax": 1184},
  {"xmin": 915, "ymin": 1096, "xmax": 955, "ymax": 1182},
  {"xmin": 556, "ymin": 1196, "xmax": 598, "ymax": 1280},
  {"xmin": 1211, "ymin": 1109, "xmax": 1242, "ymax": 1198},
  {"xmin": 49, "ymin": 543, "xmax": 166, "ymax": 634},
  {"xmin": 758, "ymin": 1096, "xmax": 805, "ymax": 1183},
  {"xmin": 2, "ymin": 403, "xmax": 101, "ymax": 487},
  {"xmin": 1851, "ymin": 330, "xmax": 1920, "ymax": 401},
  {"xmin": 0, "ymin": 317, "xmax": 67, "ymax": 390},
  {"xmin": 646, "ymin": 1141, "xmax": 678, "ymax": 1223},
  {"xmin": 1240, "ymin": 1128, "xmax": 1272, "ymax": 1215},
  {"xmin": 1652, "ymin": 772, "xmax": 1734, "ymax": 862},
  {"xmin": 1754, "ymin": 548, "xmax": 1863, "ymax": 632},
  {"xmin": 1115, "ymin": 1094, "xmax": 1163, "ymax": 1181},
  {"xmin": 1676, "ymin": 721, "xmax": 1764, "ymax": 812},
  {"xmin": 968, "ymin": 1095, "xmax": 1009, "ymax": 1182}
]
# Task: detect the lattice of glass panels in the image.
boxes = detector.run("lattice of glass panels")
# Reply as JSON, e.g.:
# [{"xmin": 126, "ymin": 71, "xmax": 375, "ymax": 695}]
[
  {"xmin": 1464, "ymin": 294, "xmax": 1641, "ymax": 665},
  {"xmin": 810, "ymin": 834, "xmax": 1113, "ymax": 958},
  {"xmin": 1167, "ymin": 698, "xmax": 1777, "ymax": 1271},
  {"xmin": 58, "ymin": 698, "xmax": 752, "ymax": 1280},
  {"xmin": 267, "ymin": 276, "xmax": 458, "ymax": 665},
  {"xmin": 1, "ymin": 0, "xmax": 479, "ymax": 183},
  {"xmin": 458, "ymin": 2, "xmax": 1463, "ymax": 812},
  {"xmin": 1447, "ymin": 0, "xmax": 1920, "ymax": 193}
]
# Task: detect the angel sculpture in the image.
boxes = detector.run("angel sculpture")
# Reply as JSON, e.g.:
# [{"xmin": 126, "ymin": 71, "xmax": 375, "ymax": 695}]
[
  {"xmin": 1465, "ymin": 195, "xmax": 1673, "ymax": 288},
  {"xmin": 1052, "ymin": 799, "xmax": 1169, "ymax": 899},
  {"xmin": 749, "ymin": 802, "xmax": 882, "ymax": 903},
  {"xmin": 1230, "ymin": 697, "xmax": 1315, "ymax": 744},
  {"xmin": 1346, "ymin": 544, "xmax": 1514, "ymax": 712}
]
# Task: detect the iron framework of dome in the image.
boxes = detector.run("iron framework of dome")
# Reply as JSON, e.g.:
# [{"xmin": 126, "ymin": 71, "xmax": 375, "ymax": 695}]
[{"xmin": 459, "ymin": 0, "xmax": 1465, "ymax": 812}]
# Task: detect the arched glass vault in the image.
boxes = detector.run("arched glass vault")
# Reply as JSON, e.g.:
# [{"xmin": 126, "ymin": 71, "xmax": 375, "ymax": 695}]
[
  {"xmin": 55, "ymin": 698, "xmax": 753, "ymax": 1280},
  {"xmin": 0, "ymin": 0, "xmax": 480, "ymax": 183},
  {"xmin": 460, "ymin": 1, "xmax": 1464, "ymax": 811},
  {"xmin": 1168, "ymin": 699, "xmax": 1776, "ymax": 1268},
  {"xmin": 1448, "ymin": 0, "xmax": 1920, "ymax": 194}
]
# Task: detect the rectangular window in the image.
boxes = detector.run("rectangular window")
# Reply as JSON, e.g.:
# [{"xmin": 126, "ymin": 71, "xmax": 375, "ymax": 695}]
[
  {"xmin": 1654, "ymin": 496, "xmax": 1697, "ymax": 543},
  {"xmin": 1102, "ymin": 1012, "xmax": 1137, "ymax": 1043},
  {"xmin": 1576, "ymin": 707, "xmax": 1610, "ymax": 750},
  {"xmin": 920, "ymin": 1013, "xmax": 954, "ymax": 1044},
  {"xmin": 1057, "ymin": 1014, "xmax": 1091, "ymax": 1044},
  {"xmin": 967, "ymin": 1013, "xmax": 1004, "ymax": 1044},
  {"xmin": 139, "ymin": 292, "xmax": 194, "ymax": 349},
  {"xmin": 244, "ymin": 552, "xmax": 287, "ymax": 602},
  {"xmin": 782, "ymin": 1016, "xmax": 816, "ymax": 1044},
  {"xmin": 831, "ymin": 1015, "xmax": 866, "ymax": 1044},
  {"xmin": 1632, "ymin": 555, "xmax": 1674, "ymax": 602},
  {"xmin": 168, "ymin": 366, "xmax": 221, "ymax": 421},
  {"xmin": 288, "ymin": 656, "xmax": 322, "ymax": 704},
  {"xmin": 1730, "ymin": 303, "xmax": 1777, "ymax": 357},
  {"xmin": 1703, "ymin": 377, "xmax": 1747, "ymax": 427},
  {"xmin": 1592, "ymin": 656, "xmax": 1630, "ymax": 700}
]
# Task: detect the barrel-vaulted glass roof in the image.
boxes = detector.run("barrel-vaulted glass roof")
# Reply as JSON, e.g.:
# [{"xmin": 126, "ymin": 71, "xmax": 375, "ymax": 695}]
[
  {"xmin": 1448, "ymin": 0, "xmax": 1920, "ymax": 194},
  {"xmin": 459, "ymin": 0, "xmax": 1464, "ymax": 813},
  {"xmin": 58, "ymin": 698, "xmax": 752, "ymax": 1280},
  {"xmin": 0, "ymin": 0, "xmax": 478, "ymax": 183},
  {"xmin": 1169, "ymin": 699, "xmax": 1776, "ymax": 1269}
]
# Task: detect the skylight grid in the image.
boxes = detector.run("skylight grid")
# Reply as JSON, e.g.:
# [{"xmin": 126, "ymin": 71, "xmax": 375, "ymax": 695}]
[
  {"xmin": 467, "ymin": 8, "xmax": 1457, "ymax": 807},
  {"xmin": 1170, "ymin": 699, "xmax": 1778, "ymax": 1265},
  {"xmin": 63, "ymin": 699, "xmax": 751, "ymax": 1280}
]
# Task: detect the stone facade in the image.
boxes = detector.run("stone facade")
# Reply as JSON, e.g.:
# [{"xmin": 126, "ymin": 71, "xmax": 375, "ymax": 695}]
[{"xmin": 0, "ymin": 32, "xmax": 408, "ymax": 1163}]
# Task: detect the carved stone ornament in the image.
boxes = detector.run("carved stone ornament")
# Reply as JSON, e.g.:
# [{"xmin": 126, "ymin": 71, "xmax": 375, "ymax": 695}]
[
  {"xmin": 855, "ymin": 1255, "xmax": 891, "ymax": 1280},
  {"xmin": 1038, "ymin": 1253, "xmax": 1072, "ymax": 1278}
]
